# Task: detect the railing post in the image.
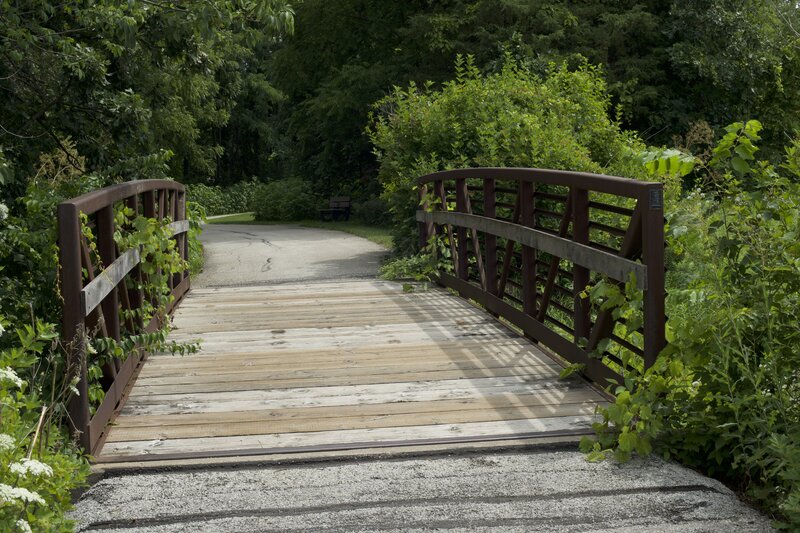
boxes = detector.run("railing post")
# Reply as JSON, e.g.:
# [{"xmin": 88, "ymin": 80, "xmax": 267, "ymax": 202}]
[
  {"xmin": 417, "ymin": 184, "xmax": 430, "ymax": 251},
  {"xmin": 455, "ymin": 178, "xmax": 469, "ymax": 281},
  {"xmin": 572, "ymin": 187, "xmax": 591, "ymax": 344},
  {"xmin": 58, "ymin": 203, "xmax": 91, "ymax": 451},
  {"xmin": 641, "ymin": 185, "xmax": 666, "ymax": 368},
  {"xmin": 520, "ymin": 181, "xmax": 536, "ymax": 316},
  {"xmin": 483, "ymin": 179, "xmax": 497, "ymax": 295}
]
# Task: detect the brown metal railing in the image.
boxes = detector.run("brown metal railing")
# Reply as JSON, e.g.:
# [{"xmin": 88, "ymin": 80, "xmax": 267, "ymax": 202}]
[
  {"xmin": 58, "ymin": 180, "xmax": 190, "ymax": 454},
  {"xmin": 416, "ymin": 168, "xmax": 666, "ymax": 385}
]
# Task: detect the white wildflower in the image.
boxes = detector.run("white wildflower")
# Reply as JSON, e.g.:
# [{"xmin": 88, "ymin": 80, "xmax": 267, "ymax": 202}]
[
  {"xmin": 16, "ymin": 519, "xmax": 32, "ymax": 533},
  {"xmin": 0, "ymin": 483, "xmax": 45, "ymax": 505},
  {"xmin": 0, "ymin": 322, "xmax": 5, "ymax": 336},
  {"xmin": 0, "ymin": 367, "xmax": 23, "ymax": 388},
  {"xmin": 0, "ymin": 433, "xmax": 15, "ymax": 452},
  {"xmin": 0, "ymin": 203, "xmax": 8, "ymax": 222},
  {"xmin": 9, "ymin": 459, "xmax": 54, "ymax": 478}
]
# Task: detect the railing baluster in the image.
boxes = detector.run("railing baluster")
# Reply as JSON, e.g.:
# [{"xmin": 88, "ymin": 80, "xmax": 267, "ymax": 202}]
[
  {"xmin": 571, "ymin": 187, "xmax": 591, "ymax": 344},
  {"xmin": 520, "ymin": 181, "xmax": 536, "ymax": 316},
  {"xmin": 455, "ymin": 178, "xmax": 469, "ymax": 281},
  {"xmin": 483, "ymin": 179, "xmax": 497, "ymax": 295}
]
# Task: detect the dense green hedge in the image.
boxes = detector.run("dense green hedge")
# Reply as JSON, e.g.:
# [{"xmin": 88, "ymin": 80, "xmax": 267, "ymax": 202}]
[
  {"xmin": 186, "ymin": 180, "xmax": 261, "ymax": 216},
  {"xmin": 368, "ymin": 57, "xmax": 652, "ymax": 255},
  {"xmin": 253, "ymin": 178, "xmax": 320, "ymax": 221}
]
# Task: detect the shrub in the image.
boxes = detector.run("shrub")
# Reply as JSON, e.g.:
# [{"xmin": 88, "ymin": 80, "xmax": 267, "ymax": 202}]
[
  {"xmin": 584, "ymin": 122, "xmax": 800, "ymax": 527},
  {"xmin": 0, "ymin": 317, "xmax": 89, "ymax": 532},
  {"xmin": 368, "ymin": 55, "xmax": 651, "ymax": 255},
  {"xmin": 185, "ymin": 179, "xmax": 261, "ymax": 216},
  {"xmin": 253, "ymin": 178, "xmax": 320, "ymax": 221},
  {"xmin": 352, "ymin": 197, "xmax": 391, "ymax": 226}
]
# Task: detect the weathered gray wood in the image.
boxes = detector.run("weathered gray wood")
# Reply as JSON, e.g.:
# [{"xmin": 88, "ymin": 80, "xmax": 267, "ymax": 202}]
[
  {"xmin": 81, "ymin": 248, "xmax": 140, "ymax": 317},
  {"xmin": 417, "ymin": 210, "xmax": 647, "ymax": 288},
  {"xmin": 97, "ymin": 280, "xmax": 608, "ymax": 460},
  {"xmin": 167, "ymin": 219, "xmax": 190, "ymax": 237},
  {"xmin": 102, "ymin": 416, "xmax": 599, "ymax": 457}
]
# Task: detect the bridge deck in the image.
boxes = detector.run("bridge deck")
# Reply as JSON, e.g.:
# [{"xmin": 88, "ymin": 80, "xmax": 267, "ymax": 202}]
[{"xmin": 96, "ymin": 280, "xmax": 606, "ymax": 461}]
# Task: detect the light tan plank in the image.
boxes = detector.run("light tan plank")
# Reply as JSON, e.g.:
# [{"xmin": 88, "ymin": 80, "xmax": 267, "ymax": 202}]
[
  {"xmin": 128, "ymin": 365, "xmax": 564, "ymax": 396},
  {"xmin": 112, "ymin": 389, "xmax": 601, "ymax": 429},
  {"xmin": 106, "ymin": 401, "xmax": 601, "ymax": 442},
  {"xmin": 101, "ymin": 416, "xmax": 599, "ymax": 457},
  {"xmin": 120, "ymin": 378, "xmax": 597, "ymax": 417}
]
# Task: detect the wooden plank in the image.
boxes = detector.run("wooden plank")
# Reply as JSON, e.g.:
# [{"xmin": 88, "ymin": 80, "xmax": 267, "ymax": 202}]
[
  {"xmin": 81, "ymin": 248, "xmax": 140, "ymax": 317},
  {"xmin": 417, "ymin": 210, "xmax": 647, "ymax": 288},
  {"xmin": 139, "ymin": 338, "xmax": 545, "ymax": 368},
  {"xmin": 111, "ymin": 389, "xmax": 602, "ymax": 429},
  {"xmin": 106, "ymin": 400, "xmax": 602, "ymax": 442},
  {"xmin": 101, "ymin": 416, "xmax": 599, "ymax": 457},
  {"xmin": 119, "ymin": 377, "xmax": 595, "ymax": 416},
  {"xmin": 128, "ymin": 365, "xmax": 564, "ymax": 396},
  {"xmin": 136, "ymin": 353, "xmax": 558, "ymax": 381}
]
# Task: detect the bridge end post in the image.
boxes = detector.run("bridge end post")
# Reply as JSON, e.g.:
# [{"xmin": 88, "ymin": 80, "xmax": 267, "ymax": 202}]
[
  {"xmin": 641, "ymin": 184, "xmax": 666, "ymax": 369},
  {"xmin": 58, "ymin": 202, "xmax": 91, "ymax": 452}
]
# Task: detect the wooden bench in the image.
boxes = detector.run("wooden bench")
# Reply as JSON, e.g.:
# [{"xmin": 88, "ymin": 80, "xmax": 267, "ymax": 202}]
[{"xmin": 319, "ymin": 196, "xmax": 351, "ymax": 221}]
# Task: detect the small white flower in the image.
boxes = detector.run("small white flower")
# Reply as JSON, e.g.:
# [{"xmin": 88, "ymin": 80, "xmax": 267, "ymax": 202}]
[
  {"xmin": 0, "ymin": 322, "xmax": 5, "ymax": 336},
  {"xmin": 0, "ymin": 433, "xmax": 15, "ymax": 452},
  {"xmin": 0, "ymin": 203, "xmax": 8, "ymax": 222},
  {"xmin": 9, "ymin": 459, "xmax": 54, "ymax": 477},
  {"xmin": 0, "ymin": 483, "xmax": 45, "ymax": 505},
  {"xmin": 16, "ymin": 519, "xmax": 32, "ymax": 533},
  {"xmin": 0, "ymin": 367, "xmax": 23, "ymax": 388}
]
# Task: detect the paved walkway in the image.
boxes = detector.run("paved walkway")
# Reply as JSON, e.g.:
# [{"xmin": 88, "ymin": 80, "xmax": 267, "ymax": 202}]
[{"xmin": 70, "ymin": 224, "xmax": 772, "ymax": 531}]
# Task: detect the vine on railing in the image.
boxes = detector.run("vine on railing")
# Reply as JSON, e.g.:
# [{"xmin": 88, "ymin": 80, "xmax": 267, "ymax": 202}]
[{"xmin": 58, "ymin": 180, "xmax": 196, "ymax": 453}]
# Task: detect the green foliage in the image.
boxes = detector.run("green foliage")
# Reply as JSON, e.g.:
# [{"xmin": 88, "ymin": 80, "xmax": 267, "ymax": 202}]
[
  {"xmin": 0, "ymin": 0, "xmax": 295, "ymax": 188},
  {"xmin": 378, "ymin": 254, "xmax": 437, "ymax": 283},
  {"xmin": 368, "ymin": 56, "xmax": 649, "ymax": 255},
  {"xmin": 0, "ymin": 317, "xmax": 89, "ymax": 531},
  {"xmin": 586, "ymin": 125, "xmax": 800, "ymax": 527},
  {"xmin": 0, "ymin": 144, "xmax": 101, "ymax": 337},
  {"xmin": 186, "ymin": 180, "xmax": 261, "ymax": 216},
  {"xmin": 253, "ymin": 179, "xmax": 320, "ymax": 221},
  {"xmin": 351, "ymin": 197, "xmax": 391, "ymax": 227}
]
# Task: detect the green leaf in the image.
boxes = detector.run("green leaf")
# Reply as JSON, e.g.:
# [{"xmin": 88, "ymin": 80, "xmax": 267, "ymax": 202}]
[{"xmin": 731, "ymin": 156, "xmax": 750, "ymax": 174}]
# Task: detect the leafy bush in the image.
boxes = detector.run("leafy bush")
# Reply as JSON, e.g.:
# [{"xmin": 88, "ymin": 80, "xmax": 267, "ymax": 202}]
[
  {"xmin": 584, "ymin": 121, "xmax": 800, "ymax": 527},
  {"xmin": 253, "ymin": 179, "xmax": 320, "ymax": 221},
  {"xmin": 368, "ymin": 56, "xmax": 650, "ymax": 256},
  {"xmin": 1, "ymin": 317, "xmax": 89, "ymax": 531},
  {"xmin": 352, "ymin": 197, "xmax": 391, "ymax": 226},
  {"xmin": 185, "ymin": 180, "xmax": 261, "ymax": 216}
]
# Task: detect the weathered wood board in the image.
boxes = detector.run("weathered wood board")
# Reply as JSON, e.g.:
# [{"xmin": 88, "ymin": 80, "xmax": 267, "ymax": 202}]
[{"xmin": 97, "ymin": 280, "xmax": 607, "ymax": 461}]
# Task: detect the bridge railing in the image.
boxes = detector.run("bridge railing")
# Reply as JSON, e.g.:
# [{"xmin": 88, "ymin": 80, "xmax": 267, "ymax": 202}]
[
  {"xmin": 58, "ymin": 180, "xmax": 189, "ymax": 453},
  {"xmin": 416, "ymin": 168, "xmax": 665, "ymax": 385}
]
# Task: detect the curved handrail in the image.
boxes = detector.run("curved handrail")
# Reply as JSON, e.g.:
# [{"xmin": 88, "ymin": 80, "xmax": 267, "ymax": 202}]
[
  {"xmin": 61, "ymin": 179, "xmax": 184, "ymax": 215},
  {"xmin": 417, "ymin": 168, "xmax": 661, "ymax": 198}
]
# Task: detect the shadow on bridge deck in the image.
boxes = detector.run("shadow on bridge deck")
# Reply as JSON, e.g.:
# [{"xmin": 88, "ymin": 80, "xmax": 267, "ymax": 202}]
[{"xmin": 94, "ymin": 279, "xmax": 607, "ymax": 463}]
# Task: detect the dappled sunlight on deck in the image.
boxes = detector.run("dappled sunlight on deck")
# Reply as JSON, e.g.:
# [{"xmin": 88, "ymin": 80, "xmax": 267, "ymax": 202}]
[{"xmin": 96, "ymin": 279, "xmax": 607, "ymax": 461}]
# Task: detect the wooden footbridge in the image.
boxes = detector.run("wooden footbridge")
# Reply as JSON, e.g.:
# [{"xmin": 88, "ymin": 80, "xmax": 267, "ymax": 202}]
[{"xmin": 57, "ymin": 169, "xmax": 665, "ymax": 462}]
